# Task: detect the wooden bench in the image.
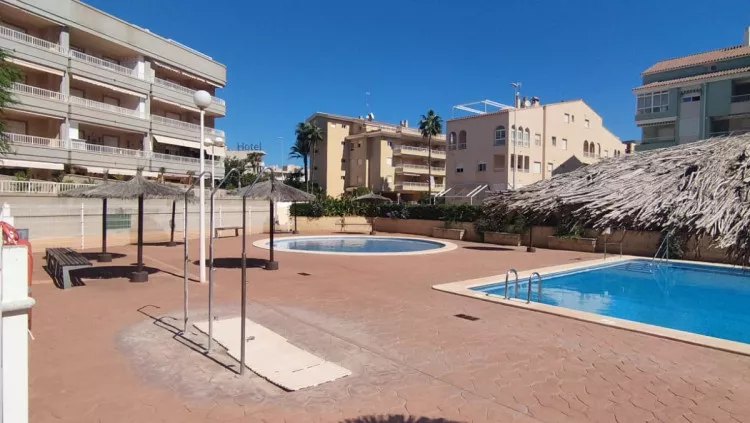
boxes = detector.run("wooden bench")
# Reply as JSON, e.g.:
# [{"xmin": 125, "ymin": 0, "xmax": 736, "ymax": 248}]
[
  {"xmin": 45, "ymin": 248, "xmax": 92, "ymax": 289},
  {"xmin": 214, "ymin": 226, "xmax": 242, "ymax": 238},
  {"xmin": 337, "ymin": 217, "xmax": 372, "ymax": 233}
]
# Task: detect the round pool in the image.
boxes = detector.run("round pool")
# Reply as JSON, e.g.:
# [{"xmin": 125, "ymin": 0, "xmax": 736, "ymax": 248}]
[{"xmin": 253, "ymin": 235, "xmax": 456, "ymax": 255}]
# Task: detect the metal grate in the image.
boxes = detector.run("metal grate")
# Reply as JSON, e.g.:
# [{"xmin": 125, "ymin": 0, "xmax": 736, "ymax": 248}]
[{"xmin": 454, "ymin": 313, "xmax": 479, "ymax": 321}]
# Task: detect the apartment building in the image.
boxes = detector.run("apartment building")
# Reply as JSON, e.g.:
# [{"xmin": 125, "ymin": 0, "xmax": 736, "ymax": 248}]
[
  {"xmin": 306, "ymin": 112, "xmax": 446, "ymax": 201},
  {"xmin": 635, "ymin": 26, "xmax": 750, "ymax": 150},
  {"xmin": 0, "ymin": 0, "xmax": 226, "ymax": 180},
  {"xmin": 444, "ymin": 98, "xmax": 623, "ymax": 201}
]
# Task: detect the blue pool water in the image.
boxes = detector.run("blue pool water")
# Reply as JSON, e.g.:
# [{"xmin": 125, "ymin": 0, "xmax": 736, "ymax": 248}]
[
  {"xmin": 271, "ymin": 236, "xmax": 446, "ymax": 254},
  {"xmin": 471, "ymin": 259, "xmax": 750, "ymax": 344}
]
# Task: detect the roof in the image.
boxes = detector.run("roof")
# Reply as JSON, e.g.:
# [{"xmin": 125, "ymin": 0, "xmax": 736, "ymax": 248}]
[
  {"xmin": 447, "ymin": 98, "xmax": 587, "ymax": 122},
  {"xmin": 634, "ymin": 66, "xmax": 750, "ymax": 91},
  {"xmin": 306, "ymin": 111, "xmax": 446, "ymax": 140},
  {"xmin": 642, "ymin": 44, "xmax": 750, "ymax": 76}
]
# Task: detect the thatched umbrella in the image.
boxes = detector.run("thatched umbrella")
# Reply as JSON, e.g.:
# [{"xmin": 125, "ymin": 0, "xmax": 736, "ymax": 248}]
[
  {"xmin": 71, "ymin": 171, "xmax": 189, "ymax": 282},
  {"xmin": 483, "ymin": 134, "xmax": 750, "ymax": 264},
  {"xmin": 60, "ymin": 177, "xmax": 112, "ymax": 262},
  {"xmin": 353, "ymin": 192, "xmax": 392, "ymax": 235},
  {"xmin": 235, "ymin": 178, "xmax": 314, "ymax": 270}
]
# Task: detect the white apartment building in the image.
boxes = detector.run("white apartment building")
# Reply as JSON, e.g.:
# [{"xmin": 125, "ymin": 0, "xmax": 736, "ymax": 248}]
[{"xmin": 0, "ymin": 0, "xmax": 227, "ymax": 181}]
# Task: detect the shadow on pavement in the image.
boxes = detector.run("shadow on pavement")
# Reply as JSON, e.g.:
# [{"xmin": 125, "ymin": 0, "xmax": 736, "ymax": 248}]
[
  {"xmin": 341, "ymin": 416, "xmax": 463, "ymax": 423},
  {"xmin": 193, "ymin": 258, "xmax": 268, "ymax": 269}
]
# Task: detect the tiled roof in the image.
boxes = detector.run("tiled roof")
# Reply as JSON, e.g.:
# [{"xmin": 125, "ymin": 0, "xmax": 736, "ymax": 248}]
[
  {"xmin": 642, "ymin": 44, "xmax": 750, "ymax": 75},
  {"xmin": 634, "ymin": 66, "xmax": 750, "ymax": 91}
]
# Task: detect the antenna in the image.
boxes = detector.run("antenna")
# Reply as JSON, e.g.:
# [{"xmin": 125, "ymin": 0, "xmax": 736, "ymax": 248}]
[{"xmin": 365, "ymin": 91, "xmax": 371, "ymax": 115}]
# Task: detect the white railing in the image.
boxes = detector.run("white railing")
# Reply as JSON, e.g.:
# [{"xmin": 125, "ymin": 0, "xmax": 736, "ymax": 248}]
[
  {"xmin": 396, "ymin": 164, "xmax": 446, "ymax": 172},
  {"xmin": 731, "ymin": 94, "xmax": 750, "ymax": 103},
  {"xmin": 0, "ymin": 180, "xmax": 94, "ymax": 194},
  {"xmin": 397, "ymin": 182, "xmax": 446, "ymax": 189},
  {"xmin": 0, "ymin": 25, "xmax": 67, "ymax": 55},
  {"xmin": 11, "ymin": 82, "xmax": 68, "ymax": 102},
  {"xmin": 393, "ymin": 146, "xmax": 446, "ymax": 156},
  {"xmin": 3, "ymin": 133, "xmax": 66, "ymax": 148},
  {"xmin": 709, "ymin": 129, "xmax": 750, "ymax": 137},
  {"xmin": 152, "ymin": 77, "xmax": 225, "ymax": 106},
  {"xmin": 67, "ymin": 139, "xmax": 214, "ymax": 166},
  {"xmin": 69, "ymin": 50, "xmax": 138, "ymax": 78},
  {"xmin": 69, "ymin": 96, "xmax": 145, "ymax": 119},
  {"xmin": 364, "ymin": 122, "xmax": 445, "ymax": 140},
  {"xmin": 151, "ymin": 115, "xmax": 225, "ymax": 137}
]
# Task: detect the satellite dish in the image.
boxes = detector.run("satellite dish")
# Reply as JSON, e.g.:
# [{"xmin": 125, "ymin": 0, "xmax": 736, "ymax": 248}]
[
  {"xmin": 523, "ymin": 100, "xmax": 532, "ymax": 107},
  {"xmin": 367, "ymin": 112, "xmax": 374, "ymax": 121}
]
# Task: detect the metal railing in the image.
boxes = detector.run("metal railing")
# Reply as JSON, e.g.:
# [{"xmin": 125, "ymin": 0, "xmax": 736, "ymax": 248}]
[
  {"xmin": 11, "ymin": 82, "xmax": 68, "ymax": 102},
  {"xmin": 0, "ymin": 25, "xmax": 67, "ymax": 55},
  {"xmin": 0, "ymin": 180, "xmax": 94, "ymax": 194},
  {"xmin": 393, "ymin": 145, "xmax": 446, "ymax": 156},
  {"xmin": 151, "ymin": 115, "xmax": 225, "ymax": 137},
  {"xmin": 69, "ymin": 50, "xmax": 138, "ymax": 78},
  {"xmin": 69, "ymin": 96, "xmax": 146, "ymax": 119},
  {"xmin": 395, "ymin": 164, "xmax": 447, "ymax": 172},
  {"xmin": 641, "ymin": 135, "xmax": 675, "ymax": 144},
  {"xmin": 504, "ymin": 269, "xmax": 519, "ymax": 299},
  {"xmin": 364, "ymin": 122, "xmax": 445, "ymax": 140},
  {"xmin": 3, "ymin": 132, "xmax": 66, "ymax": 148},
  {"xmin": 527, "ymin": 272, "xmax": 542, "ymax": 304},
  {"xmin": 731, "ymin": 94, "xmax": 750, "ymax": 103},
  {"xmin": 153, "ymin": 77, "xmax": 225, "ymax": 105},
  {"xmin": 709, "ymin": 129, "xmax": 750, "ymax": 137},
  {"xmin": 457, "ymin": 143, "xmax": 467, "ymax": 150}
]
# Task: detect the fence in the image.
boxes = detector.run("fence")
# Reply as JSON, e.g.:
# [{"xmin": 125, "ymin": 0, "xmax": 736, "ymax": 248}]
[{"xmin": 4, "ymin": 197, "xmax": 273, "ymax": 249}]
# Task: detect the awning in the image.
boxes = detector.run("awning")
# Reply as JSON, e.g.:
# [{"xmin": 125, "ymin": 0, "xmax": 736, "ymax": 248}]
[
  {"xmin": 152, "ymin": 60, "xmax": 223, "ymax": 87},
  {"xmin": 5, "ymin": 108, "xmax": 65, "ymax": 120},
  {"xmin": 71, "ymin": 74, "xmax": 147, "ymax": 99},
  {"xmin": 0, "ymin": 159, "xmax": 63, "ymax": 170},
  {"xmin": 4, "ymin": 57, "xmax": 64, "ymax": 76},
  {"xmin": 209, "ymin": 146, "xmax": 226, "ymax": 157},
  {"xmin": 152, "ymin": 96, "xmax": 198, "ymax": 112},
  {"xmin": 153, "ymin": 134, "xmax": 197, "ymax": 149}
]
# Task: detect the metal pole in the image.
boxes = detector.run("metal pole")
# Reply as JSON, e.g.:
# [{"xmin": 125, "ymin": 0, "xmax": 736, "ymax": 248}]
[
  {"xmin": 512, "ymin": 82, "xmax": 520, "ymax": 191},
  {"xmin": 182, "ymin": 171, "xmax": 210, "ymax": 334},
  {"xmin": 168, "ymin": 200, "xmax": 176, "ymax": 247},
  {"xmin": 240, "ymin": 196, "xmax": 247, "ymax": 375},
  {"xmin": 80, "ymin": 202, "xmax": 84, "ymax": 250},
  {"xmin": 208, "ymin": 184, "xmax": 215, "ymax": 352},
  {"xmin": 199, "ymin": 110, "xmax": 207, "ymax": 283},
  {"xmin": 98, "ymin": 198, "xmax": 112, "ymax": 262},
  {"xmin": 130, "ymin": 194, "xmax": 147, "ymax": 282},
  {"xmin": 293, "ymin": 201, "xmax": 298, "ymax": 234}
]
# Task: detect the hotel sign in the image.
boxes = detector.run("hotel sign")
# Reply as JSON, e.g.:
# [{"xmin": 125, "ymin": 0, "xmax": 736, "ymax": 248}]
[{"xmin": 236, "ymin": 142, "xmax": 263, "ymax": 151}]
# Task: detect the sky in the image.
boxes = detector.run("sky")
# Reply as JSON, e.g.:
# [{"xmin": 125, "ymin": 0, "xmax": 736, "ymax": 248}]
[{"xmin": 88, "ymin": 0, "xmax": 750, "ymax": 166}]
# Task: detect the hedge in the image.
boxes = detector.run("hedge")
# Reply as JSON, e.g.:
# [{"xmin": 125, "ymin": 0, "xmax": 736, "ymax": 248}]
[{"xmin": 290, "ymin": 200, "xmax": 483, "ymax": 223}]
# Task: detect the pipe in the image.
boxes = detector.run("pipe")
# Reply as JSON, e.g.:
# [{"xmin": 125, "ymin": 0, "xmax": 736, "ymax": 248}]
[{"xmin": 182, "ymin": 171, "xmax": 210, "ymax": 334}]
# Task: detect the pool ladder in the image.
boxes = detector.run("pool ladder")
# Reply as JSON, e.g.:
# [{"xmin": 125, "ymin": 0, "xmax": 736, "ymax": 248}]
[{"xmin": 503, "ymin": 269, "xmax": 543, "ymax": 304}]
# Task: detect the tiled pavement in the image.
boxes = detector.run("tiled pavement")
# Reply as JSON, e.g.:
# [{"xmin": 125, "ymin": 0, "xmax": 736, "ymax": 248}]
[{"xmin": 28, "ymin": 234, "xmax": 750, "ymax": 422}]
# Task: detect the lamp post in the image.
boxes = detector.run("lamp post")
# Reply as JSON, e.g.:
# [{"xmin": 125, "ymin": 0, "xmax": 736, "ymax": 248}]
[
  {"xmin": 511, "ymin": 82, "xmax": 521, "ymax": 191},
  {"xmin": 193, "ymin": 90, "xmax": 212, "ymax": 283}
]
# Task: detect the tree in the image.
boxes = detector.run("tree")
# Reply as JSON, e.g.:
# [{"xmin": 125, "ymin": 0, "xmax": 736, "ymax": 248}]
[
  {"xmin": 223, "ymin": 155, "xmax": 257, "ymax": 190},
  {"xmin": 245, "ymin": 151, "xmax": 263, "ymax": 174},
  {"xmin": 418, "ymin": 109, "xmax": 443, "ymax": 204},
  {"xmin": 307, "ymin": 122, "xmax": 323, "ymax": 191},
  {"xmin": 291, "ymin": 122, "xmax": 312, "ymax": 190},
  {"xmin": 0, "ymin": 49, "xmax": 23, "ymax": 155}
]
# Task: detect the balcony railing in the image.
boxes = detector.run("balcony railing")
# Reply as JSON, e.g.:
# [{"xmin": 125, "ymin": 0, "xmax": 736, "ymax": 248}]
[
  {"xmin": 364, "ymin": 122, "xmax": 445, "ymax": 140},
  {"xmin": 3, "ymin": 133, "xmax": 67, "ymax": 148},
  {"xmin": 709, "ymin": 129, "xmax": 750, "ymax": 137},
  {"xmin": 396, "ymin": 164, "xmax": 447, "ymax": 172},
  {"xmin": 457, "ymin": 143, "xmax": 467, "ymax": 150},
  {"xmin": 0, "ymin": 25, "xmax": 67, "ymax": 55},
  {"xmin": 11, "ymin": 82, "xmax": 68, "ymax": 102},
  {"xmin": 393, "ymin": 146, "xmax": 446, "ymax": 156},
  {"xmin": 153, "ymin": 77, "xmax": 226, "ymax": 106},
  {"xmin": 70, "ymin": 50, "xmax": 138, "ymax": 78},
  {"xmin": 0, "ymin": 180, "xmax": 94, "ymax": 194},
  {"xmin": 151, "ymin": 115, "xmax": 225, "ymax": 137},
  {"xmin": 397, "ymin": 182, "xmax": 446, "ymax": 190},
  {"xmin": 70, "ymin": 96, "xmax": 146, "ymax": 119},
  {"xmin": 731, "ymin": 94, "xmax": 750, "ymax": 103},
  {"xmin": 641, "ymin": 135, "xmax": 675, "ymax": 144}
]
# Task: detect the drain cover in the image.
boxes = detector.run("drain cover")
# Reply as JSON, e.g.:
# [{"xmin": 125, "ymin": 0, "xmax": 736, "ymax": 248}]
[
  {"xmin": 454, "ymin": 313, "xmax": 479, "ymax": 321},
  {"xmin": 298, "ymin": 272, "xmax": 311, "ymax": 276}
]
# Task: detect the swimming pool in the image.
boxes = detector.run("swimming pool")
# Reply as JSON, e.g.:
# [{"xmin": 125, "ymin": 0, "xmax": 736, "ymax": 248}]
[
  {"xmin": 253, "ymin": 236, "xmax": 456, "ymax": 255},
  {"xmin": 470, "ymin": 259, "xmax": 750, "ymax": 345}
]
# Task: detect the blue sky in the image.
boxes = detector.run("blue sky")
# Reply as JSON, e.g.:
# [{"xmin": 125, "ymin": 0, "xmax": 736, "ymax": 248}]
[{"xmin": 88, "ymin": 0, "xmax": 750, "ymax": 166}]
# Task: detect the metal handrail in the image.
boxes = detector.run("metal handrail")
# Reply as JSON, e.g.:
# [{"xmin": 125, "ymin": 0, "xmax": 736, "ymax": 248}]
[
  {"xmin": 653, "ymin": 231, "xmax": 671, "ymax": 263},
  {"xmin": 603, "ymin": 242, "xmax": 623, "ymax": 259},
  {"xmin": 504, "ymin": 268, "xmax": 519, "ymax": 299},
  {"xmin": 527, "ymin": 272, "xmax": 542, "ymax": 304}
]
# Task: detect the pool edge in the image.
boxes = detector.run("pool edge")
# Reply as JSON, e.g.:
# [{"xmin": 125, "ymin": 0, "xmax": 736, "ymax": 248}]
[
  {"xmin": 252, "ymin": 235, "xmax": 458, "ymax": 256},
  {"xmin": 433, "ymin": 256, "xmax": 750, "ymax": 357}
]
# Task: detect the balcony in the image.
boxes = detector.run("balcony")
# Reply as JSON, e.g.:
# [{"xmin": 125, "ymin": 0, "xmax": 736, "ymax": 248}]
[
  {"xmin": 5, "ymin": 132, "xmax": 220, "ymax": 177},
  {"xmin": 639, "ymin": 136, "xmax": 677, "ymax": 151},
  {"xmin": 395, "ymin": 164, "xmax": 447, "ymax": 176},
  {"xmin": 365, "ymin": 122, "xmax": 446, "ymax": 141},
  {"xmin": 730, "ymin": 94, "xmax": 750, "ymax": 115},
  {"xmin": 392, "ymin": 146, "xmax": 446, "ymax": 159},
  {"xmin": 395, "ymin": 182, "xmax": 446, "ymax": 192},
  {"xmin": 152, "ymin": 77, "xmax": 226, "ymax": 116},
  {"xmin": 0, "ymin": 25, "xmax": 68, "ymax": 69},
  {"xmin": 69, "ymin": 50, "xmax": 150, "ymax": 93},
  {"xmin": 151, "ymin": 115, "xmax": 225, "ymax": 142},
  {"xmin": 69, "ymin": 96, "xmax": 150, "ymax": 132},
  {"xmin": 9, "ymin": 82, "xmax": 68, "ymax": 117}
]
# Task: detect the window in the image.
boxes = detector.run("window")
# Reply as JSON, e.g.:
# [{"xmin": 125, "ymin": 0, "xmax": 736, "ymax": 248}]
[
  {"xmin": 5, "ymin": 119, "xmax": 26, "ymax": 134},
  {"xmin": 551, "ymin": 136, "xmax": 557, "ymax": 146},
  {"xmin": 350, "ymin": 143, "xmax": 354, "ymax": 151},
  {"xmin": 589, "ymin": 142, "xmax": 596, "ymax": 156},
  {"xmin": 533, "ymin": 161, "xmax": 541, "ymax": 174},
  {"xmin": 357, "ymin": 158, "xmax": 363, "ymax": 165},
  {"xmin": 682, "ymin": 95, "xmax": 701, "ymax": 103},
  {"xmin": 585, "ymin": 119, "xmax": 590, "ymax": 128},
  {"xmin": 458, "ymin": 130, "xmax": 467, "ymax": 149},
  {"xmin": 387, "ymin": 140, "xmax": 393, "ymax": 148},
  {"xmin": 524, "ymin": 128, "xmax": 530, "ymax": 147},
  {"xmin": 102, "ymin": 96, "xmax": 120, "ymax": 107},
  {"xmin": 477, "ymin": 163, "xmax": 487, "ymax": 172},
  {"xmin": 583, "ymin": 140, "xmax": 589, "ymax": 156},
  {"xmin": 510, "ymin": 125, "xmax": 516, "ymax": 144},
  {"xmin": 102, "ymin": 56, "xmax": 120, "ymax": 65},
  {"xmin": 449, "ymin": 132, "xmax": 457, "ymax": 150},
  {"xmin": 547, "ymin": 162, "xmax": 553, "ymax": 173},
  {"xmin": 597, "ymin": 143, "xmax": 601, "ymax": 157},
  {"xmin": 510, "ymin": 154, "xmax": 515, "ymax": 169},
  {"xmin": 562, "ymin": 138, "xmax": 568, "ymax": 150},
  {"xmin": 357, "ymin": 142, "xmax": 362, "ymax": 148},
  {"xmin": 534, "ymin": 133, "xmax": 541, "ymax": 146},
  {"xmin": 571, "ymin": 115, "xmax": 575, "ymax": 123},
  {"xmin": 456, "ymin": 165, "xmax": 464, "ymax": 173},
  {"xmin": 564, "ymin": 113, "xmax": 570, "ymax": 123},
  {"xmin": 516, "ymin": 127, "xmax": 523, "ymax": 146},
  {"xmin": 637, "ymin": 91, "xmax": 669, "ymax": 114},
  {"xmin": 386, "ymin": 157, "xmax": 392, "ymax": 166},
  {"xmin": 165, "ymin": 111, "xmax": 181, "ymax": 120},
  {"xmin": 342, "ymin": 124, "xmax": 348, "ymax": 129},
  {"xmin": 493, "ymin": 154, "xmax": 505, "ymax": 170},
  {"xmin": 494, "ymin": 126, "xmax": 506, "ymax": 146},
  {"xmin": 604, "ymin": 150, "xmax": 609, "ymax": 158},
  {"xmin": 523, "ymin": 156, "xmax": 530, "ymax": 172}
]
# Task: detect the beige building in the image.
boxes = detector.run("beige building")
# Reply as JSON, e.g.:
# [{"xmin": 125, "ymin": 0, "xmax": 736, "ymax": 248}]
[
  {"xmin": 307, "ymin": 112, "xmax": 446, "ymax": 201},
  {"xmin": 444, "ymin": 98, "xmax": 623, "ymax": 202},
  {"xmin": 0, "ymin": 0, "xmax": 226, "ymax": 180}
]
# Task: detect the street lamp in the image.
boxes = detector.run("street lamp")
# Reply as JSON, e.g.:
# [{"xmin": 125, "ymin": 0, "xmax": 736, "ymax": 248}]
[
  {"xmin": 193, "ymin": 90, "xmax": 212, "ymax": 284},
  {"xmin": 511, "ymin": 82, "xmax": 521, "ymax": 191}
]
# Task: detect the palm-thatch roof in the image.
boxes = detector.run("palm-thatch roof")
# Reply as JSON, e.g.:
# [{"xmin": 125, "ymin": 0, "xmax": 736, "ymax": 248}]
[
  {"xmin": 234, "ymin": 179, "xmax": 315, "ymax": 202},
  {"xmin": 65, "ymin": 171, "xmax": 187, "ymax": 199},
  {"xmin": 484, "ymin": 134, "xmax": 750, "ymax": 262},
  {"xmin": 353, "ymin": 193, "xmax": 393, "ymax": 203}
]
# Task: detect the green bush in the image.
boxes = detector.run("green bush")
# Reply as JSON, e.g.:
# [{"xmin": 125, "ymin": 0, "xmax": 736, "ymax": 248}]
[
  {"xmin": 377, "ymin": 204, "xmax": 481, "ymax": 222},
  {"xmin": 290, "ymin": 196, "xmax": 366, "ymax": 217},
  {"xmin": 475, "ymin": 206, "xmax": 529, "ymax": 234}
]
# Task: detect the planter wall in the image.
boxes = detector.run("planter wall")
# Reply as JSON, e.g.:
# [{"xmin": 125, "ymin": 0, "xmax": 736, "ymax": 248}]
[
  {"xmin": 294, "ymin": 216, "xmax": 369, "ymax": 233},
  {"xmin": 373, "ymin": 219, "xmax": 481, "ymax": 242},
  {"xmin": 548, "ymin": 236, "xmax": 597, "ymax": 253},
  {"xmin": 484, "ymin": 232, "xmax": 521, "ymax": 246},
  {"xmin": 432, "ymin": 227, "xmax": 466, "ymax": 240}
]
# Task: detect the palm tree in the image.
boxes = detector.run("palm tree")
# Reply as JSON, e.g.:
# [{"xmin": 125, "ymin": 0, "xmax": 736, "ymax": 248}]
[
  {"xmin": 418, "ymin": 109, "xmax": 443, "ymax": 204},
  {"xmin": 291, "ymin": 122, "xmax": 312, "ymax": 190},
  {"xmin": 0, "ymin": 49, "xmax": 23, "ymax": 155},
  {"xmin": 307, "ymin": 122, "xmax": 324, "ymax": 192},
  {"xmin": 246, "ymin": 151, "xmax": 263, "ymax": 173}
]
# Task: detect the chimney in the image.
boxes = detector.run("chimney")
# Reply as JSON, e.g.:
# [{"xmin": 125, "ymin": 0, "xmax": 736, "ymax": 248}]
[
  {"xmin": 745, "ymin": 26, "xmax": 750, "ymax": 46},
  {"xmin": 403, "ymin": 120, "xmax": 408, "ymax": 128},
  {"xmin": 521, "ymin": 96, "xmax": 528, "ymax": 108},
  {"xmin": 514, "ymin": 93, "xmax": 521, "ymax": 108}
]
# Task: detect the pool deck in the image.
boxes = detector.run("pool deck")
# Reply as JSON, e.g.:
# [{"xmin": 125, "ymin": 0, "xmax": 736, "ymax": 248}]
[{"xmin": 28, "ymin": 233, "xmax": 750, "ymax": 422}]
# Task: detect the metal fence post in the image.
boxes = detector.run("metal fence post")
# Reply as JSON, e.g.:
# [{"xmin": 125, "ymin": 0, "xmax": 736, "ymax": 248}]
[
  {"xmin": 219, "ymin": 204, "xmax": 223, "ymax": 227},
  {"xmin": 80, "ymin": 202, "xmax": 85, "ymax": 250}
]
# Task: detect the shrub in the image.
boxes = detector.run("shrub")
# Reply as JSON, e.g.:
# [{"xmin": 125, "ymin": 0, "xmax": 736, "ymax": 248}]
[{"xmin": 378, "ymin": 204, "xmax": 481, "ymax": 223}]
